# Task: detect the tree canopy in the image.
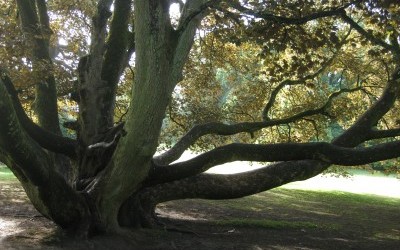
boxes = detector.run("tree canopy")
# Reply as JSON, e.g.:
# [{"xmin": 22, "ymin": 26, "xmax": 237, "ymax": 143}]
[{"xmin": 0, "ymin": 0, "xmax": 399, "ymax": 236}]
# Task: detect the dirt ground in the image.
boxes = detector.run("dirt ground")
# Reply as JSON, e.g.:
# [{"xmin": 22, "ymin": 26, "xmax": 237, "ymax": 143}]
[{"xmin": 0, "ymin": 180, "xmax": 399, "ymax": 250}]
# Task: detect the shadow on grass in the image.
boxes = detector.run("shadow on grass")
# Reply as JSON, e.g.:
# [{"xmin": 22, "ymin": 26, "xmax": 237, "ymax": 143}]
[
  {"xmin": 1, "ymin": 166, "xmax": 399, "ymax": 249},
  {"xmin": 158, "ymin": 188, "xmax": 400, "ymax": 249}
]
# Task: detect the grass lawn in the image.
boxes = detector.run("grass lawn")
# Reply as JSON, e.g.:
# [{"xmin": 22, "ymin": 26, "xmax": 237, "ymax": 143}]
[
  {"xmin": 0, "ymin": 166, "xmax": 16, "ymax": 182},
  {"xmin": 0, "ymin": 165, "xmax": 399, "ymax": 249}
]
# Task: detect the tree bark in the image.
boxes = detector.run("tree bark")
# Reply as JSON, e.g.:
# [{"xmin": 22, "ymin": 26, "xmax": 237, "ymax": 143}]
[
  {"xmin": 16, "ymin": 0, "xmax": 61, "ymax": 134},
  {"xmin": 91, "ymin": 0, "xmax": 207, "ymax": 231},
  {"xmin": 0, "ymin": 79, "xmax": 91, "ymax": 234},
  {"xmin": 88, "ymin": 0, "xmax": 177, "ymax": 231}
]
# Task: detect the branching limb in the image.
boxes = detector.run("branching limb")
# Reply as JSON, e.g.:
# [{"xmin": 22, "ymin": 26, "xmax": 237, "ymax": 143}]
[
  {"xmin": 35, "ymin": 0, "xmax": 52, "ymax": 39},
  {"xmin": 150, "ymin": 66, "xmax": 399, "ymax": 194},
  {"xmin": 176, "ymin": 0, "xmax": 222, "ymax": 33},
  {"xmin": 0, "ymin": 73, "xmax": 78, "ymax": 158},
  {"xmin": 154, "ymin": 87, "xmax": 362, "ymax": 165},
  {"xmin": 142, "ymin": 160, "xmax": 326, "ymax": 204},
  {"xmin": 169, "ymin": 0, "xmax": 217, "ymax": 89},
  {"xmin": 340, "ymin": 12, "xmax": 395, "ymax": 53},
  {"xmin": 101, "ymin": 0, "xmax": 132, "ymax": 95},
  {"xmin": 0, "ymin": 79, "xmax": 54, "ymax": 186},
  {"xmin": 148, "ymin": 140, "xmax": 400, "ymax": 185},
  {"xmin": 0, "ymin": 78, "xmax": 89, "ymax": 231},
  {"xmin": 16, "ymin": 0, "xmax": 61, "ymax": 133},
  {"xmin": 77, "ymin": 0, "xmax": 117, "ymax": 144},
  {"xmin": 333, "ymin": 67, "xmax": 400, "ymax": 146},
  {"xmin": 228, "ymin": 0, "xmax": 361, "ymax": 25},
  {"xmin": 144, "ymin": 1, "xmax": 399, "ymax": 208},
  {"xmin": 262, "ymin": 24, "xmax": 355, "ymax": 121},
  {"xmin": 262, "ymin": 56, "xmax": 337, "ymax": 120},
  {"xmin": 146, "ymin": 92, "xmax": 400, "ymax": 203}
]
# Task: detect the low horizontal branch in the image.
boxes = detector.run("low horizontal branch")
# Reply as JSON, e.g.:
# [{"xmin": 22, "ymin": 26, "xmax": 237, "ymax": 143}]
[
  {"xmin": 141, "ymin": 160, "xmax": 329, "ymax": 204},
  {"xmin": 148, "ymin": 140, "xmax": 400, "ymax": 186}
]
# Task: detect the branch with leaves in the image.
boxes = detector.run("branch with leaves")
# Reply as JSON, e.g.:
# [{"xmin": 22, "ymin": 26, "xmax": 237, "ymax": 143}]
[
  {"xmin": 262, "ymin": 56, "xmax": 337, "ymax": 120},
  {"xmin": 227, "ymin": 0, "xmax": 361, "ymax": 25},
  {"xmin": 340, "ymin": 12, "xmax": 395, "ymax": 53},
  {"xmin": 176, "ymin": 0, "xmax": 223, "ymax": 34},
  {"xmin": 333, "ymin": 67, "xmax": 400, "ymax": 146},
  {"xmin": 146, "ymin": 63, "xmax": 400, "ymax": 204},
  {"xmin": 154, "ymin": 87, "xmax": 362, "ymax": 165},
  {"xmin": 148, "ymin": 139, "xmax": 400, "ymax": 186}
]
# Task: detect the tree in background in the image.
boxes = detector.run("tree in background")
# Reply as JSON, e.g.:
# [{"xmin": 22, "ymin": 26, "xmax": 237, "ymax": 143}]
[{"xmin": 0, "ymin": 0, "xmax": 399, "ymax": 237}]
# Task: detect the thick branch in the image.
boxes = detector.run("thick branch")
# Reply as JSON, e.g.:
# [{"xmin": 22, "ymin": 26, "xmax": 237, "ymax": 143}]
[
  {"xmin": 145, "ymin": 11, "xmax": 400, "ymax": 205},
  {"xmin": 0, "ymin": 85, "xmax": 50, "ymax": 186},
  {"xmin": 77, "ymin": 0, "xmax": 114, "ymax": 145},
  {"xmin": 148, "ymin": 67, "xmax": 399, "ymax": 199},
  {"xmin": 0, "ymin": 78, "xmax": 89, "ymax": 230},
  {"xmin": 176, "ymin": 0, "xmax": 221, "ymax": 33},
  {"xmin": 367, "ymin": 128, "xmax": 400, "ymax": 141},
  {"xmin": 0, "ymin": 73, "xmax": 77, "ymax": 158},
  {"xmin": 333, "ymin": 68, "xmax": 400, "ymax": 146},
  {"xmin": 142, "ymin": 160, "xmax": 326, "ymax": 204},
  {"xmin": 16, "ymin": 0, "xmax": 61, "ymax": 133},
  {"xmin": 100, "ymin": 0, "xmax": 132, "ymax": 121},
  {"xmin": 148, "ymin": 140, "xmax": 400, "ymax": 185},
  {"xmin": 91, "ymin": 0, "xmax": 187, "ymax": 230}
]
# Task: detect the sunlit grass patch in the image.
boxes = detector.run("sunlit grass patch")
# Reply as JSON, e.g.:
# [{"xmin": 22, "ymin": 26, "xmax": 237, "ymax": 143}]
[
  {"xmin": 0, "ymin": 166, "xmax": 16, "ymax": 182},
  {"xmin": 275, "ymin": 188, "xmax": 400, "ymax": 206},
  {"xmin": 202, "ymin": 188, "xmax": 399, "ymax": 214},
  {"xmin": 374, "ymin": 230, "xmax": 400, "ymax": 241}
]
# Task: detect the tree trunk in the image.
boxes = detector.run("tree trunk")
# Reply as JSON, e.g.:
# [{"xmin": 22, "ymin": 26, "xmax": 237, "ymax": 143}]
[
  {"xmin": 90, "ymin": 0, "xmax": 177, "ymax": 231},
  {"xmin": 83, "ymin": 0, "xmax": 203, "ymax": 231}
]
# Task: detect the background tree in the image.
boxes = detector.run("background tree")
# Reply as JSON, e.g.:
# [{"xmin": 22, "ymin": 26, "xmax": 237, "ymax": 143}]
[{"xmin": 0, "ymin": 0, "xmax": 399, "ymax": 237}]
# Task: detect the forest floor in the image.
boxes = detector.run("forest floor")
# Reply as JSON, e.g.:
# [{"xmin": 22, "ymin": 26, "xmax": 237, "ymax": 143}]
[{"xmin": 0, "ymin": 167, "xmax": 399, "ymax": 250}]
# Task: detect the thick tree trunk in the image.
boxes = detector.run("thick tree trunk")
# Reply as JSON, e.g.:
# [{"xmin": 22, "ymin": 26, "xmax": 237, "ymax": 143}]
[
  {"xmin": 75, "ymin": 0, "xmax": 131, "ymax": 186},
  {"xmin": 89, "ymin": 0, "xmax": 207, "ymax": 231},
  {"xmin": 90, "ymin": 0, "xmax": 177, "ymax": 231}
]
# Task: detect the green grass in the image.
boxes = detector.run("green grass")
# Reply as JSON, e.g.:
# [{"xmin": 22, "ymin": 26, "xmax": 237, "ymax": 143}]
[
  {"xmin": 0, "ymin": 165, "xmax": 16, "ymax": 182},
  {"xmin": 197, "ymin": 187, "xmax": 399, "ymax": 231},
  {"xmin": 208, "ymin": 188, "xmax": 400, "ymax": 212}
]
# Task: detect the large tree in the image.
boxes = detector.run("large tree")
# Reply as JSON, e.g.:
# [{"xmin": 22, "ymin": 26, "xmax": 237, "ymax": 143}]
[{"xmin": 0, "ymin": 0, "xmax": 399, "ymax": 236}]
